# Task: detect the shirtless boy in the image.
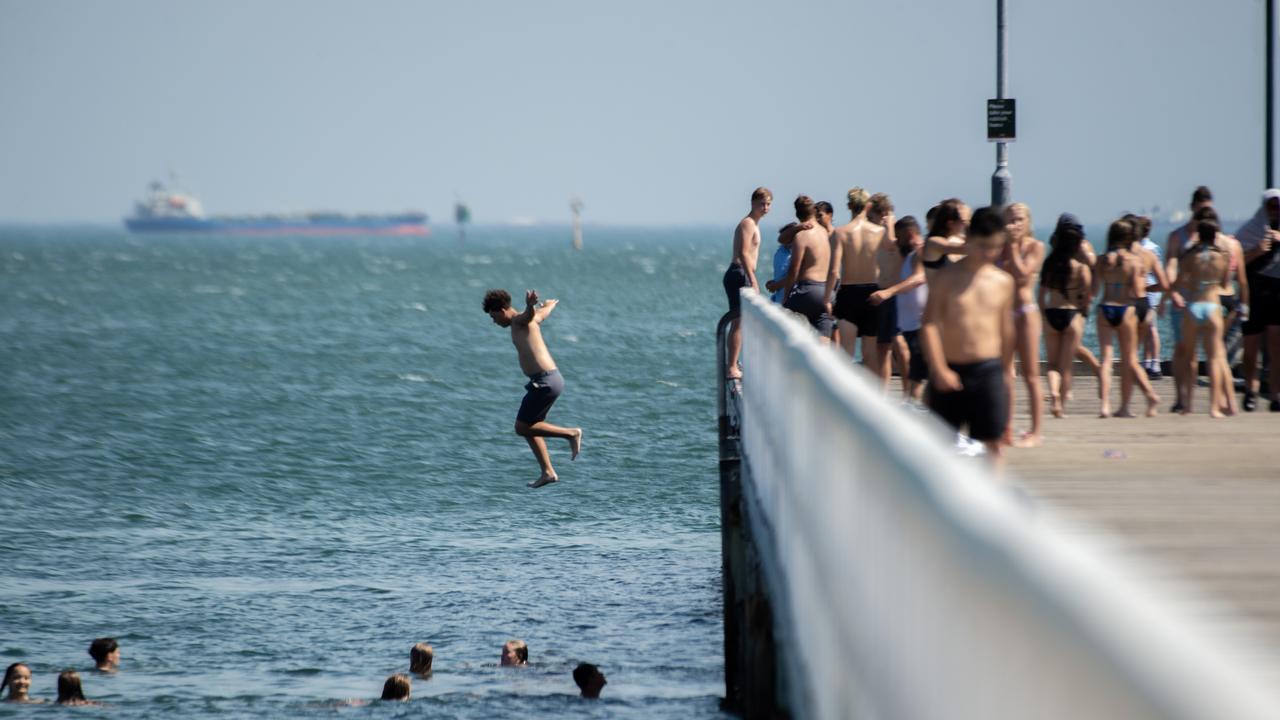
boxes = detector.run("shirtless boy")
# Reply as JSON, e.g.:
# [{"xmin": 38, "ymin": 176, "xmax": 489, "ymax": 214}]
[
  {"xmin": 865, "ymin": 193, "xmax": 904, "ymax": 391},
  {"xmin": 920, "ymin": 206, "xmax": 1016, "ymax": 466},
  {"xmin": 724, "ymin": 187, "xmax": 772, "ymax": 379},
  {"xmin": 827, "ymin": 187, "xmax": 885, "ymax": 362},
  {"xmin": 483, "ymin": 288, "xmax": 583, "ymax": 488},
  {"xmin": 772, "ymin": 196, "xmax": 835, "ymax": 339}
]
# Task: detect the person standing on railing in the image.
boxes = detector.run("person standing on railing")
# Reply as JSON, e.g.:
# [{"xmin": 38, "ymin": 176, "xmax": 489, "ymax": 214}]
[
  {"xmin": 724, "ymin": 187, "xmax": 773, "ymax": 380},
  {"xmin": 919, "ymin": 206, "xmax": 1016, "ymax": 466}
]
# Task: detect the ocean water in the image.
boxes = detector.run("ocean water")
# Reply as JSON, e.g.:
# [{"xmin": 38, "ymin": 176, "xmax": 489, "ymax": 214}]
[{"xmin": 0, "ymin": 226, "xmax": 730, "ymax": 718}]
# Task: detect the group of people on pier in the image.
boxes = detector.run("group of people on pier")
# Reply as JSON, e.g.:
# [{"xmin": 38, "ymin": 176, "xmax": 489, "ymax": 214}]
[
  {"xmin": 3, "ymin": 637, "xmax": 607, "ymax": 705},
  {"xmin": 723, "ymin": 185, "xmax": 1280, "ymax": 465}
]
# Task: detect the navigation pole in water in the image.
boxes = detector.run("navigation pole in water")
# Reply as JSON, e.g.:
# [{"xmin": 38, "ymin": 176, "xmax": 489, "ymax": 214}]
[
  {"xmin": 570, "ymin": 197, "xmax": 584, "ymax": 250},
  {"xmin": 455, "ymin": 198, "xmax": 471, "ymax": 244},
  {"xmin": 990, "ymin": 0, "xmax": 1012, "ymax": 206}
]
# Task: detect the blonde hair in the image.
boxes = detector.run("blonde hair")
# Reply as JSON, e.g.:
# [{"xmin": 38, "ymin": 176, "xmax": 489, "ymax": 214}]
[
  {"xmin": 1005, "ymin": 202, "xmax": 1033, "ymax": 234},
  {"xmin": 847, "ymin": 187, "xmax": 870, "ymax": 214}
]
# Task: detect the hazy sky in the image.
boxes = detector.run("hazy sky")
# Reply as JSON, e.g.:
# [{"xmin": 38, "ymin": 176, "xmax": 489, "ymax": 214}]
[{"xmin": 0, "ymin": 0, "xmax": 1274, "ymax": 226}]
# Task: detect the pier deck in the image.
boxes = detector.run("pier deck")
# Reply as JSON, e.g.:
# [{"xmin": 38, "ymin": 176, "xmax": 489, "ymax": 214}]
[{"xmin": 1001, "ymin": 374, "xmax": 1280, "ymax": 671}]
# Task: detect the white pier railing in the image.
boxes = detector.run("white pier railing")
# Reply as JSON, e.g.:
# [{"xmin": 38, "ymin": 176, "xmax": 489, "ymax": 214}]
[{"xmin": 734, "ymin": 289, "xmax": 1279, "ymax": 720}]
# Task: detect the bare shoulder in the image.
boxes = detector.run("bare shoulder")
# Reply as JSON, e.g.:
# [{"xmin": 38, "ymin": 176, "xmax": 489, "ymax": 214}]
[{"xmin": 985, "ymin": 264, "xmax": 1015, "ymax": 287}]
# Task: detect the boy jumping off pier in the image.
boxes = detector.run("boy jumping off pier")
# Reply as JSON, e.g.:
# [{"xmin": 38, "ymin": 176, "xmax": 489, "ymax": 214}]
[{"xmin": 483, "ymin": 288, "xmax": 582, "ymax": 488}]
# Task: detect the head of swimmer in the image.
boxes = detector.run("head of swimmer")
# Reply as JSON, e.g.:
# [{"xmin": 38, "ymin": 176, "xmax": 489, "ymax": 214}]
[
  {"xmin": 751, "ymin": 187, "xmax": 772, "ymax": 217},
  {"xmin": 88, "ymin": 637, "xmax": 119, "ymax": 672},
  {"xmin": 483, "ymin": 289, "xmax": 516, "ymax": 327},
  {"xmin": 409, "ymin": 643, "xmax": 433, "ymax": 675},
  {"xmin": 380, "ymin": 673, "xmax": 411, "ymax": 701},
  {"xmin": 964, "ymin": 206, "xmax": 1008, "ymax": 263},
  {"xmin": 500, "ymin": 640, "xmax": 528, "ymax": 667},
  {"xmin": 2, "ymin": 663, "xmax": 32, "ymax": 700},
  {"xmin": 1190, "ymin": 185, "xmax": 1213, "ymax": 213},
  {"xmin": 1266, "ymin": 194, "xmax": 1280, "ymax": 226},
  {"xmin": 573, "ymin": 662, "xmax": 607, "ymax": 698}
]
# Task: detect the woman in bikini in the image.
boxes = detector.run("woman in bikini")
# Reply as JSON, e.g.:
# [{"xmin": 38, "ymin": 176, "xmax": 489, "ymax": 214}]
[
  {"xmin": 1001, "ymin": 202, "xmax": 1046, "ymax": 446},
  {"xmin": 1040, "ymin": 216, "xmax": 1092, "ymax": 418},
  {"xmin": 1124, "ymin": 214, "xmax": 1171, "ymax": 373},
  {"xmin": 1094, "ymin": 218, "xmax": 1160, "ymax": 418},
  {"xmin": 1171, "ymin": 216, "xmax": 1234, "ymax": 417},
  {"xmin": 921, "ymin": 198, "xmax": 969, "ymax": 282},
  {"xmin": 1209, "ymin": 209, "xmax": 1248, "ymax": 415}
]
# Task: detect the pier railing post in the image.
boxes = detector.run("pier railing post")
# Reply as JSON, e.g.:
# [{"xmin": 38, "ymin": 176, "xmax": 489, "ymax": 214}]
[{"xmin": 716, "ymin": 311, "xmax": 745, "ymax": 712}]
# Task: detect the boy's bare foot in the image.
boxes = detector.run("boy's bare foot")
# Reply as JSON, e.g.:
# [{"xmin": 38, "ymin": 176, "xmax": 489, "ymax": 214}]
[
  {"xmin": 569, "ymin": 429, "xmax": 582, "ymax": 460},
  {"xmin": 528, "ymin": 473, "xmax": 558, "ymax": 489},
  {"xmin": 1114, "ymin": 406, "xmax": 1135, "ymax": 418},
  {"xmin": 726, "ymin": 367, "xmax": 743, "ymax": 380},
  {"xmin": 1050, "ymin": 396, "xmax": 1063, "ymax": 418},
  {"xmin": 1013, "ymin": 432, "xmax": 1043, "ymax": 448},
  {"xmin": 1098, "ymin": 406, "xmax": 1111, "ymax": 419},
  {"xmin": 1146, "ymin": 395, "xmax": 1159, "ymax": 418}
]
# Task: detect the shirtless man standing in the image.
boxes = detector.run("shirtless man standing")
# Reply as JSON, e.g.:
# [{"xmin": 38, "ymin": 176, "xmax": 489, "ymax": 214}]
[
  {"xmin": 483, "ymin": 288, "xmax": 583, "ymax": 489},
  {"xmin": 826, "ymin": 187, "xmax": 884, "ymax": 362},
  {"xmin": 920, "ymin": 206, "xmax": 1016, "ymax": 466},
  {"xmin": 865, "ymin": 194, "xmax": 904, "ymax": 391},
  {"xmin": 724, "ymin": 187, "xmax": 772, "ymax": 379},
  {"xmin": 773, "ymin": 196, "xmax": 835, "ymax": 340}
]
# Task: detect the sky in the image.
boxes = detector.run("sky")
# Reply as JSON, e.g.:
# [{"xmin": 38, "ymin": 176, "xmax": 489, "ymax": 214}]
[{"xmin": 0, "ymin": 0, "xmax": 1275, "ymax": 227}]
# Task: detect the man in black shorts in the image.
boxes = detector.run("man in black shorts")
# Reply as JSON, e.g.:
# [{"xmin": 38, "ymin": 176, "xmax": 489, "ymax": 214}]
[
  {"xmin": 484, "ymin": 288, "xmax": 583, "ymax": 488},
  {"xmin": 774, "ymin": 196, "xmax": 836, "ymax": 340},
  {"xmin": 919, "ymin": 206, "xmax": 1015, "ymax": 467},
  {"xmin": 1239, "ymin": 189, "xmax": 1280, "ymax": 411}
]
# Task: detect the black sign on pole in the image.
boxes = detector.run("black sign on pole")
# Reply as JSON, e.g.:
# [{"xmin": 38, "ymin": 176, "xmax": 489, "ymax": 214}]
[{"xmin": 987, "ymin": 98, "xmax": 1016, "ymax": 142}]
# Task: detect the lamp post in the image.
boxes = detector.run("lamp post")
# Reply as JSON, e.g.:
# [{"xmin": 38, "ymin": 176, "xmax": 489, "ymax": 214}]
[{"xmin": 991, "ymin": 0, "xmax": 1012, "ymax": 206}]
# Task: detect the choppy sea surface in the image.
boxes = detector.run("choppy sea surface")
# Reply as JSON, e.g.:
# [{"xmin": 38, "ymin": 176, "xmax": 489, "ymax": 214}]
[{"xmin": 0, "ymin": 226, "xmax": 730, "ymax": 718}]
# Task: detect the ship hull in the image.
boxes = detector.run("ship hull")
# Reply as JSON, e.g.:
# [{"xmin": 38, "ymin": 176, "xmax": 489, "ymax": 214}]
[{"xmin": 123, "ymin": 215, "xmax": 429, "ymax": 236}]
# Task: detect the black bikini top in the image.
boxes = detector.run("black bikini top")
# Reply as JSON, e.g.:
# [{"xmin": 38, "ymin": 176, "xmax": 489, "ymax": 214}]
[{"xmin": 922, "ymin": 254, "xmax": 949, "ymax": 269}]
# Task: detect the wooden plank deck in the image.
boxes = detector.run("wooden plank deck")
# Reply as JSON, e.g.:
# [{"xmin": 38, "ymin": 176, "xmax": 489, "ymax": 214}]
[{"xmin": 997, "ymin": 372, "xmax": 1280, "ymax": 674}]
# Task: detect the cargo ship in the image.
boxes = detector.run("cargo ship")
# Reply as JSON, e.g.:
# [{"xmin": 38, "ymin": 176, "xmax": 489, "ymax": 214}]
[{"xmin": 123, "ymin": 180, "xmax": 429, "ymax": 235}]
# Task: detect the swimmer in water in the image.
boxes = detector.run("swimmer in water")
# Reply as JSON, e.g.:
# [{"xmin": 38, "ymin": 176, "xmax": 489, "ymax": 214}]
[
  {"xmin": 1, "ymin": 663, "xmax": 41, "ymax": 704},
  {"xmin": 56, "ymin": 671, "xmax": 100, "ymax": 706},
  {"xmin": 380, "ymin": 674, "xmax": 411, "ymax": 701},
  {"xmin": 88, "ymin": 637, "xmax": 119, "ymax": 673},
  {"xmin": 920, "ymin": 206, "xmax": 1015, "ymax": 468},
  {"xmin": 483, "ymin": 289, "xmax": 583, "ymax": 489},
  {"xmin": 409, "ymin": 643, "xmax": 433, "ymax": 677},
  {"xmin": 573, "ymin": 663, "xmax": 607, "ymax": 698},
  {"xmin": 500, "ymin": 640, "xmax": 529, "ymax": 667}
]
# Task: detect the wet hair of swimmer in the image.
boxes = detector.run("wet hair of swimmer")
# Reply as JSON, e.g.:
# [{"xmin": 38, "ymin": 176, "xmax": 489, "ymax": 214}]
[
  {"xmin": 409, "ymin": 643, "xmax": 433, "ymax": 674},
  {"xmin": 927, "ymin": 198, "xmax": 965, "ymax": 239},
  {"xmin": 573, "ymin": 662, "xmax": 607, "ymax": 698},
  {"xmin": 1192, "ymin": 205, "xmax": 1219, "ymax": 224},
  {"xmin": 967, "ymin": 205, "xmax": 1007, "ymax": 239},
  {"xmin": 88, "ymin": 637, "xmax": 118, "ymax": 666},
  {"xmin": 381, "ymin": 673, "xmax": 411, "ymax": 701},
  {"xmin": 57, "ymin": 670, "xmax": 88, "ymax": 704}
]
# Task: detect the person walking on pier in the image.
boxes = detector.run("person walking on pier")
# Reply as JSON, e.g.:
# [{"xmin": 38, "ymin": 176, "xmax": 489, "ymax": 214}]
[
  {"xmin": 1170, "ymin": 215, "xmax": 1233, "ymax": 417},
  {"xmin": 1165, "ymin": 186, "xmax": 1216, "ymax": 412},
  {"xmin": 1135, "ymin": 216, "xmax": 1165, "ymax": 378},
  {"xmin": 1040, "ymin": 215, "xmax": 1092, "ymax": 418},
  {"xmin": 483, "ymin": 288, "xmax": 583, "ymax": 488},
  {"xmin": 1094, "ymin": 218, "xmax": 1160, "ymax": 418},
  {"xmin": 919, "ymin": 206, "xmax": 1015, "ymax": 465},
  {"xmin": 724, "ymin": 187, "xmax": 772, "ymax": 380},
  {"xmin": 1238, "ymin": 189, "xmax": 1280, "ymax": 411},
  {"xmin": 1000, "ymin": 202, "xmax": 1046, "ymax": 447}
]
